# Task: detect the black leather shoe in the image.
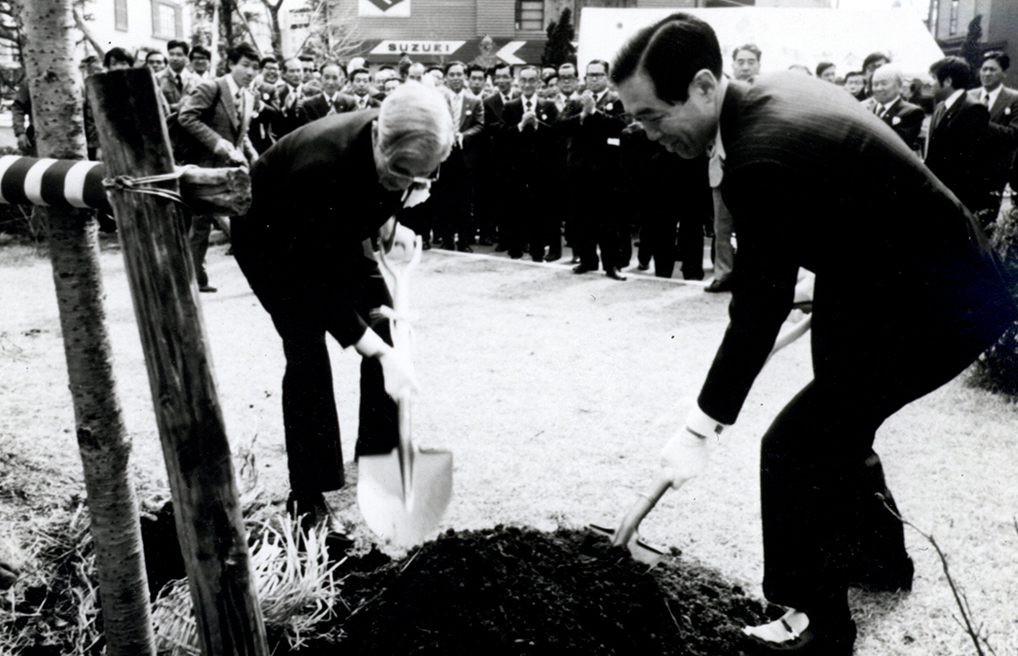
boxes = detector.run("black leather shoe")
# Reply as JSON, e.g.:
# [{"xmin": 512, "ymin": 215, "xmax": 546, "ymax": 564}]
[
  {"xmin": 606, "ymin": 267, "xmax": 627, "ymax": 281},
  {"xmin": 422, "ymin": 240, "xmax": 432, "ymax": 251},
  {"xmin": 637, "ymin": 262, "xmax": 650, "ymax": 271},
  {"xmin": 848, "ymin": 555, "xmax": 914, "ymax": 593},
  {"xmin": 573, "ymin": 264, "xmax": 595, "ymax": 274},
  {"xmin": 457, "ymin": 244, "xmax": 473, "ymax": 253},
  {"xmin": 545, "ymin": 251, "xmax": 561, "ymax": 262},
  {"xmin": 742, "ymin": 614, "xmax": 856, "ymax": 656},
  {"xmin": 705, "ymin": 278, "xmax": 733, "ymax": 293},
  {"xmin": 495, "ymin": 243, "xmax": 508, "ymax": 252},
  {"xmin": 286, "ymin": 492, "xmax": 335, "ymax": 533},
  {"xmin": 199, "ymin": 284, "xmax": 218, "ymax": 293}
]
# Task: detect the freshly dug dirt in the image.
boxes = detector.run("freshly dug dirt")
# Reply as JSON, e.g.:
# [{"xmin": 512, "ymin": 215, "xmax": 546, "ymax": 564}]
[{"xmin": 299, "ymin": 525, "xmax": 770, "ymax": 656}]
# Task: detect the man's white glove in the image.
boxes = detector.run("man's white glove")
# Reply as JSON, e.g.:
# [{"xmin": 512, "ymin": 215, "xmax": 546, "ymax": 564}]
[
  {"xmin": 660, "ymin": 408, "xmax": 725, "ymax": 489},
  {"xmin": 378, "ymin": 347, "xmax": 418, "ymax": 400}
]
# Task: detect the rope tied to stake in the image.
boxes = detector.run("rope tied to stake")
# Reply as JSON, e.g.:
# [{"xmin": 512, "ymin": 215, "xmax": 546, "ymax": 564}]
[{"xmin": 102, "ymin": 165, "xmax": 197, "ymax": 213}]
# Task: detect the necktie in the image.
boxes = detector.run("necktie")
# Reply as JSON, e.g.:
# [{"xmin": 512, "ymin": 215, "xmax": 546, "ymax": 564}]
[
  {"xmin": 358, "ymin": 95, "xmax": 367, "ymax": 110},
  {"xmin": 175, "ymin": 73, "xmax": 182, "ymax": 92},
  {"xmin": 525, "ymin": 99, "xmax": 533, "ymax": 114},
  {"xmin": 871, "ymin": 102, "xmax": 880, "ymax": 115},
  {"xmin": 327, "ymin": 95, "xmax": 337, "ymax": 115},
  {"xmin": 451, "ymin": 94, "xmax": 462, "ymax": 127},
  {"xmin": 982, "ymin": 92, "xmax": 990, "ymax": 106}
]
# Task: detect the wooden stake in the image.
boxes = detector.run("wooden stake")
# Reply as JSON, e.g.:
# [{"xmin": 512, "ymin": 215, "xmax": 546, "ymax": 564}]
[{"xmin": 86, "ymin": 67, "xmax": 269, "ymax": 656}]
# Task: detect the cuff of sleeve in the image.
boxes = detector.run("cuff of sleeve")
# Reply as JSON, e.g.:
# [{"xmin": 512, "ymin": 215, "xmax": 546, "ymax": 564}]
[{"xmin": 685, "ymin": 406, "xmax": 727, "ymax": 438}]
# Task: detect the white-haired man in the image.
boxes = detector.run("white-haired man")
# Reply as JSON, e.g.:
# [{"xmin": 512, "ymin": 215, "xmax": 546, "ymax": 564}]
[
  {"xmin": 231, "ymin": 83, "xmax": 454, "ymax": 530},
  {"xmin": 865, "ymin": 65, "xmax": 924, "ymax": 152}
]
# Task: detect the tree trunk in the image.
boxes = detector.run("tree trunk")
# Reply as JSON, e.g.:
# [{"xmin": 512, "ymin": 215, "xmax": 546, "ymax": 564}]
[
  {"xmin": 21, "ymin": 2, "xmax": 155, "ymax": 655},
  {"xmin": 261, "ymin": 0, "xmax": 283, "ymax": 61}
]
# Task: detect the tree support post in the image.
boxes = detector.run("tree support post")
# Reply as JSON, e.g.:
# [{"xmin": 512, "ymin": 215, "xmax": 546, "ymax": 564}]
[{"xmin": 87, "ymin": 67, "xmax": 269, "ymax": 656}]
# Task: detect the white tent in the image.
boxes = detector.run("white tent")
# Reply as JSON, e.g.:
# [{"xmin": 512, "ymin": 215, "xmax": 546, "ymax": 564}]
[{"xmin": 577, "ymin": 8, "xmax": 944, "ymax": 80}]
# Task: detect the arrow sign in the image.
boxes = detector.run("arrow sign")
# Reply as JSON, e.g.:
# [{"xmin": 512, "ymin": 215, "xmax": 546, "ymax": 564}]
[{"xmin": 496, "ymin": 41, "xmax": 527, "ymax": 65}]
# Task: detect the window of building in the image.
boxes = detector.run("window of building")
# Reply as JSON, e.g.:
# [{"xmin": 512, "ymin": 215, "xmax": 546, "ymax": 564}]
[
  {"xmin": 114, "ymin": 0, "xmax": 128, "ymax": 31},
  {"xmin": 151, "ymin": 0, "xmax": 183, "ymax": 39},
  {"xmin": 948, "ymin": 0, "xmax": 959, "ymax": 35},
  {"xmin": 290, "ymin": 8, "xmax": 311, "ymax": 30},
  {"xmin": 516, "ymin": 0, "xmax": 544, "ymax": 32}
]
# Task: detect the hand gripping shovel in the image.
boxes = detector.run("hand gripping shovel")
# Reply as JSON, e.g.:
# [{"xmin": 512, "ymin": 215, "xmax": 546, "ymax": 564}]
[
  {"xmin": 357, "ymin": 236, "xmax": 453, "ymax": 547},
  {"xmin": 592, "ymin": 313, "xmax": 813, "ymax": 566}
]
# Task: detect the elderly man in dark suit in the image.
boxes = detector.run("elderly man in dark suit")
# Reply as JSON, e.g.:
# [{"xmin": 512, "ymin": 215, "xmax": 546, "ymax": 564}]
[
  {"xmin": 560, "ymin": 59, "xmax": 629, "ymax": 278},
  {"xmin": 613, "ymin": 14, "xmax": 1017, "ymax": 655},
  {"xmin": 865, "ymin": 64, "xmax": 924, "ymax": 152},
  {"xmin": 297, "ymin": 62, "xmax": 358, "ymax": 125},
  {"xmin": 498, "ymin": 65, "xmax": 561, "ymax": 261},
  {"xmin": 231, "ymin": 82, "xmax": 454, "ymax": 529},
  {"xmin": 276, "ymin": 58, "xmax": 308, "ymax": 138},
  {"xmin": 926, "ymin": 56, "xmax": 992, "ymax": 224},
  {"xmin": 969, "ymin": 51, "xmax": 1018, "ymax": 220},
  {"xmin": 433, "ymin": 61, "xmax": 485, "ymax": 251},
  {"xmin": 178, "ymin": 42, "xmax": 260, "ymax": 292}
]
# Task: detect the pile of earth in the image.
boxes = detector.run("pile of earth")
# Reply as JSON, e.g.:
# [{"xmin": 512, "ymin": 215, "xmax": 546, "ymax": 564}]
[{"xmin": 292, "ymin": 525, "xmax": 771, "ymax": 656}]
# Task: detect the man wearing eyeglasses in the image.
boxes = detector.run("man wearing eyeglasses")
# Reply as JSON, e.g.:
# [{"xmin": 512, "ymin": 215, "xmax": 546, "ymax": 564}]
[{"xmin": 231, "ymin": 82, "xmax": 454, "ymax": 532}]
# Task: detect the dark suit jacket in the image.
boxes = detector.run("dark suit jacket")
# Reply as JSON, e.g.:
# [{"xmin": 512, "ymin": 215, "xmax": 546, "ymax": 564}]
[
  {"xmin": 876, "ymin": 96, "xmax": 924, "ymax": 152},
  {"xmin": 178, "ymin": 75, "xmax": 258, "ymax": 167},
  {"xmin": 157, "ymin": 68, "xmax": 198, "ymax": 115},
  {"xmin": 557, "ymin": 90, "xmax": 627, "ymax": 184},
  {"xmin": 497, "ymin": 96, "xmax": 560, "ymax": 189},
  {"xmin": 297, "ymin": 92, "xmax": 359, "ymax": 126},
  {"xmin": 234, "ymin": 110, "xmax": 405, "ymax": 348},
  {"xmin": 969, "ymin": 85, "xmax": 1018, "ymax": 186},
  {"xmin": 448, "ymin": 91, "xmax": 485, "ymax": 169},
  {"xmin": 351, "ymin": 94, "xmax": 382, "ymax": 110},
  {"xmin": 925, "ymin": 93, "xmax": 992, "ymax": 212},
  {"xmin": 697, "ymin": 73, "xmax": 1016, "ymax": 425},
  {"xmin": 276, "ymin": 84, "xmax": 306, "ymax": 137}
]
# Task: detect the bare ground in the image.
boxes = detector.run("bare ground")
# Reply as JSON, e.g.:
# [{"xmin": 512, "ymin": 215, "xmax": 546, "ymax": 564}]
[{"xmin": 1, "ymin": 239, "xmax": 1016, "ymax": 655}]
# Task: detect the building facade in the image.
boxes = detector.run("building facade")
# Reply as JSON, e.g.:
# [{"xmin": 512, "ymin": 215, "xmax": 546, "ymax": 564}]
[
  {"xmin": 929, "ymin": 0, "xmax": 1018, "ymax": 87},
  {"xmin": 79, "ymin": 0, "xmax": 195, "ymax": 61}
]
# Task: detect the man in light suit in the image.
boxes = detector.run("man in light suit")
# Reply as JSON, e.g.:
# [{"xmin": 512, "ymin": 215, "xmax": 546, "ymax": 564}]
[
  {"xmin": 865, "ymin": 65, "xmax": 924, "ymax": 152},
  {"xmin": 178, "ymin": 42, "xmax": 260, "ymax": 292},
  {"xmin": 157, "ymin": 40, "xmax": 198, "ymax": 116},
  {"xmin": 231, "ymin": 83, "xmax": 453, "ymax": 529},
  {"xmin": 498, "ymin": 65, "xmax": 561, "ymax": 261},
  {"xmin": 926, "ymin": 56, "xmax": 992, "ymax": 224},
  {"xmin": 433, "ymin": 61, "xmax": 485, "ymax": 251},
  {"xmin": 969, "ymin": 51, "xmax": 1018, "ymax": 220},
  {"xmin": 297, "ymin": 62, "xmax": 358, "ymax": 125},
  {"xmin": 613, "ymin": 14, "xmax": 1016, "ymax": 655},
  {"xmin": 560, "ymin": 59, "xmax": 629, "ymax": 277}
]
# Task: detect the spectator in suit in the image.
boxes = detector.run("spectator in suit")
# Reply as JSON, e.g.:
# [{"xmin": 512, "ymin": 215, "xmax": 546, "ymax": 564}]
[
  {"xmin": 969, "ymin": 51, "xmax": 1018, "ymax": 220},
  {"xmin": 613, "ymin": 13, "xmax": 1017, "ymax": 656},
  {"xmin": 158, "ymin": 40, "xmax": 196, "ymax": 115},
  {"xmin": 467, "ymin": 64, "xmax": 486, "ymax": 97},
  {"xmin": 249, "ymin": 56, "xmax": 282, "ymax": 154},
  {"xmin": 276, "ymin": 58, "xmax": 307, "ymax": 138},
  {"xmin": 478, "ymin": 63, "xmax": 516, "ymax": 247},
  {"xmin": 145, "ymin": 50, "xmax": 167, "ymax": 74},
  {"xmin": 433, "ymin": 61, "xmax": 485, "ymax": 251},
  {"xmin": 561, "ymin": 60, "xmax": 628, "ymax": 278},
  {"xmin": 551, "ymin": 63, "xmax": 581, "ymax": 112},
  {"xmin": 178, "ymin": 42, "xmax": 261, "ymax": 292},
  {"xmin": 350, "ymin": 67, "xmax": 382, "ymax": 110},
  {"xmin": 499, "ymin": 65, "xmax": 561, "ymax": 260},
  {"xmin": 866, "ymin": 65, "xmax": 924, "ymax": 152},
  {"xmin": 372, "ymin": 66, "xmax": 397, "ymax": 102},
  {"xmin": 298, "ymin": 62, "xmax": 358, "ymax": 125},
  {"xmin": 926, "ymin": 56, "xmax": 992, "ymax": 223},
  {"xmin": 189, "ymin": 45, "xmax": 212, "ymax": 80},
  {"xmin": 815, "ymin": 62, "xmax": 837, "ymax": 83},
  {"xmin": 104, "ymin": 47, "xmax": 134, "ymax": 70},
  {"xmin": 231, "ymin": 82, "xmax": 453, "ymax": 529},
  {"xmin": 407, "ymin": 62, "xmax": 426, "ymax": 82},
  {"xmin": 732, "ymin": 44, "xmax": 761, "ymax": 83},
  {"xmin": 844, "ymin": 71, "xmax": 867, "ymax": 101}
]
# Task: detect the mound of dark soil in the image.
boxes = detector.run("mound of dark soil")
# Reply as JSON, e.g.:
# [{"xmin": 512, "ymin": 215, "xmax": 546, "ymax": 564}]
[{"xmin": 299, "ymin": 525, "xmax": 769, "ymax": 656}]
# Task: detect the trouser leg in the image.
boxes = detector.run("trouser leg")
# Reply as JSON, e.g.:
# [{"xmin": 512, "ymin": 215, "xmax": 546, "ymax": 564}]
[
  {"xmin": 711, "ymin": 188, "xmax": 735, "ymax": 282},
  {"xmin": 274, "ymin": 317, "xmax": 345, "ymax": 494},
  {"xmin": 189, "ymin": 214, "xmax": 213, "ymax": 287}
]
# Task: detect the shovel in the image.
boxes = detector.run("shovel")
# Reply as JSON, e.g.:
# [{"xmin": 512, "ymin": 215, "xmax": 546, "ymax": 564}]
[
  {"xmin": 357, "ymin": 235, "xmax": 453, "ymax": 547},
  {"xmin": 593, "ymin": 313, "xmax": 813, "ymax": 565}
]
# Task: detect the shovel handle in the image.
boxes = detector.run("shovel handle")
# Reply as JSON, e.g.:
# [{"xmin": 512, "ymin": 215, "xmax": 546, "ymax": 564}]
[{"xmin": 611, "ymin": 475, "xmax": 673, "ymax": 548}]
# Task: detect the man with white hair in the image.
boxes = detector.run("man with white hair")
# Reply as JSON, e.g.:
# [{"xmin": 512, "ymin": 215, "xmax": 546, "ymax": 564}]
[
  {"xmin": 866, "ymin": 65, "xmax": 924, "ymax": 152},
  {"xmin": 231, "ymin": 83, "xmax": 455, "ymax": 531}
]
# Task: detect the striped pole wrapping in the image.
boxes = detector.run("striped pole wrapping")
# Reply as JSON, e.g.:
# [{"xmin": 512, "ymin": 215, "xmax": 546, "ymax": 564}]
[{"xmin": 0, "ymin": 155, "xmax": 110, "ymax": 212}]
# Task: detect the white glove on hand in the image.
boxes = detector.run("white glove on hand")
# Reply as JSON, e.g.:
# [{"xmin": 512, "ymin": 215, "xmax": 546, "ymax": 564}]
[{"xmin": 660, "ymin": 428, "xmax": 713, "ymax": 489}]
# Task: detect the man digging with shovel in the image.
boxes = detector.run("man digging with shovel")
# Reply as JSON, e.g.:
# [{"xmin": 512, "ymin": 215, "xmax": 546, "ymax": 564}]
[
  {"xmin": 232, "ymin": 83, "xmax": 454, "ymax": 534},
  {"xmin": 610, "ymin": 14, "xmax": 1017, "ymax": 656}
]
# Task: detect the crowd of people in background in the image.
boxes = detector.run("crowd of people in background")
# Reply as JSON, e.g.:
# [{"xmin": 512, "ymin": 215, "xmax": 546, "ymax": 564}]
[{"xmin": 10, "ymin": 38, "xmax": 1018, "ymax": 293}]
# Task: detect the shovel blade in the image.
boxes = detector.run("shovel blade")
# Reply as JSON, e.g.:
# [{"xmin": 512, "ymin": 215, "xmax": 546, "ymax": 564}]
[
  {"xmin": 357, "ymin": 448, "xmax": 453, "ymax": 547},
  {"xmin": 589, "ymin": 524, "xmax": 668, "ymax": 567}
]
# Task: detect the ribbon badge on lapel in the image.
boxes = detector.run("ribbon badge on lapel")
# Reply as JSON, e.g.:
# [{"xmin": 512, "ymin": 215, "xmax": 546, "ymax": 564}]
[
  {"xmin": 892, "ymin": 116, "xmax": 901, "ymax": 125},
  {"xmin": 1006, "ymin": 106, "xmax": 1012, "ymax": 116},
  {"xmin": 606, "ymin": 102, "xmax": 614, "ymax": 111}
]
